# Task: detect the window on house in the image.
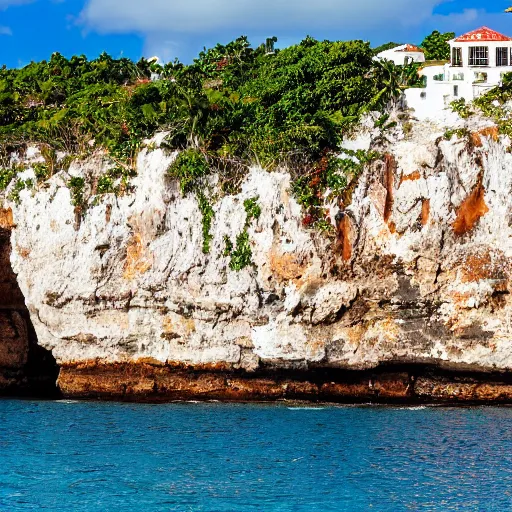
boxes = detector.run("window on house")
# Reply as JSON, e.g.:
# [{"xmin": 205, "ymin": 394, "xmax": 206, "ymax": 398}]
[
  {"xmin": 453, "ymin": 85, "xmax": 459, "ymax": 97},
  {"xmin": 469, "ymin": 47, "xmax": 489, "ymax": 66},
  {"xmin": 474, "ymin": 72, "xmax": 488, "ymax": 83},
  {"xmin": 497, "ymin": 47, "xmax": 509, "ymax": 67},
  {"xmin": 452, "ymin": 47, "xmax": 463, "ymax": 66}
]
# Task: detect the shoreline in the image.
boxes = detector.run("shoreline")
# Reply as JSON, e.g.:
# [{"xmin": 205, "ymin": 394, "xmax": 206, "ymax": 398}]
[{"xmin": 6, "ymin": 361, "xmax": 512, "ymax": 405}]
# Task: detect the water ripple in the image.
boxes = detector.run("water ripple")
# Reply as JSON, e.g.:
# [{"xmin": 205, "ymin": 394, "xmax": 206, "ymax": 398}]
[{"xmin": 0, "ymin": 400, "xmax": 512, "ymax": 510}]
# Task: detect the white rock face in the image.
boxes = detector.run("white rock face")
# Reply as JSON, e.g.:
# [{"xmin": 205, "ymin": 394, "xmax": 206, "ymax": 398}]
[{"xmin": 4, "ymin": 120, "xmax": 512, "ymax": 373}]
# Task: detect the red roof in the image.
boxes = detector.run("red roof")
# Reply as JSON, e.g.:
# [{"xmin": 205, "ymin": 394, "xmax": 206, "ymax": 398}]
[
  {"xmin": 455, "ymin": 27, "xmax": 512, "ymax": 42},
  {"xmin": 396, "ymin": 44, "xmax": 424, "ymax": 53}
]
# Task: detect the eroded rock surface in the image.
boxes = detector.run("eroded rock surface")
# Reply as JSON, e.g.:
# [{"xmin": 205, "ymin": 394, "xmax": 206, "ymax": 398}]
[
  {"xmin": 2, "ymin": 119, "xmax": 512, "ymax": 401},
  {"xmin": 0, "ymin": 209, "xmax": 58, "ymax": 394}
]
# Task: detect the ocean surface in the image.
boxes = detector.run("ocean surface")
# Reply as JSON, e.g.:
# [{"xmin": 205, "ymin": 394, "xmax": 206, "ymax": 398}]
[{"xmin": 1, "ymin": 401, "xmax": 511, "ymax": 511}]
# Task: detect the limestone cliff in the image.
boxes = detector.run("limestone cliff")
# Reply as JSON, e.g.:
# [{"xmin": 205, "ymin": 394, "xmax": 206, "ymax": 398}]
[{"xmin": 1, "ymin": 118, "xmax": 512, "ymax": 402}]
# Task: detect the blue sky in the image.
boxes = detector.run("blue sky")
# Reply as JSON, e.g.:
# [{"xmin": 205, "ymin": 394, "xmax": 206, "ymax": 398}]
[{"xmin": 0, "ymin": 0, "xmax": 508, "ymax": 67}]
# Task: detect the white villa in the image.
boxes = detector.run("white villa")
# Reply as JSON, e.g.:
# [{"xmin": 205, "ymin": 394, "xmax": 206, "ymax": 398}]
[
  {"xmin": 405, "ymin": 26, "xmax": 512, "ymax": 121},
  {"xmin": 375, "ymin": 44, "xmax": 425, "ymax": 66}
]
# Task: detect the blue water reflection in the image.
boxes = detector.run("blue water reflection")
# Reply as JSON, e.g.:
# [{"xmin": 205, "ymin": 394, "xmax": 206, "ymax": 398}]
[{"xmin": 0, "ymin": 400, "xmax": 511, "ymax": 511}]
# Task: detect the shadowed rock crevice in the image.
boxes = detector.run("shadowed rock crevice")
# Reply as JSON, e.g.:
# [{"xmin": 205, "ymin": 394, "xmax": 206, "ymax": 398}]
[{"xmin": 0, "ymin": 226, "xmax": 60, "ymax": 397}]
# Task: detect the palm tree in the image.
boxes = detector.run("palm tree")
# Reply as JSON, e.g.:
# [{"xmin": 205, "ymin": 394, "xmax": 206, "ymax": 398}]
[{"xmin": 369, "ymin": 59, "xmax": 416, "ymax": 110}]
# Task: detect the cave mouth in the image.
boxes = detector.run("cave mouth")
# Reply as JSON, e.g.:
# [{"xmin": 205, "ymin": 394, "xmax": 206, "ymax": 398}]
[{"xmin": 0, "ymin": 226, "xmax": 60, "ymax": 398}]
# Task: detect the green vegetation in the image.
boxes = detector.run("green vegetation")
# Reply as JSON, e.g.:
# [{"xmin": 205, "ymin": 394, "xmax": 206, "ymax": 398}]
[
  {"xmin": 168, "ymin": 148, "xmax": 209, "ymax": 194},
  {"xmin": 0, "ymin": 38, "xmax": 382, "ymax": 171},
  {"xmin": 69, "ymin": 176, "xmax": 85, "ymax": 207},
  {"xmin": 0, "ymin": 166, "xmax": 16, "ymax": 190},
  {"xmin": 372, "ymin": 42, "xmax": 404, "ymax": 56},
  {"xmin": 167, "ymin": 148, "xmax": 215, "ymax": 253},
  {"xmin": 450, "ymin": 98, "xmax": 473, "ymax": 119},
  {"xmin": 9, "ymin": 178, "xmax": 32, "ymax": 204},
  {"xmin": 0, "ymin": 36, "xmax": 408, "ymax": 179},
  {"xmin": 447, "ymin": 72, "xmax": 512, "ymax": 140},
  {"xmin": 229, "ymin": 231, "xmax": 253, "ymax": 271},
  {"xmin": 443, "ymin": 127, "xmax": 470, "ymax": 141},
  {"xmin": 243, "ymin": 197, "xmax": 261, "ymax": 222},
  {"xmin": 197, "ymin": 192, "xmax": 215, "ymax": 254},
  {"xmin": 473, "ymin": 73, "xmax": 512, "ymax": 137},
  {"xmin": 292, "ymin": 148, "xmax": 379, "ymax": 230},
  {"xmin": 223, "ymin": 197, "xmax": 262, "ymax": 271},
  {"xmin": 0, "ymin": 36, "xmax": 421, "ymax": 247},
  {"xmin": 420, "ymin": 30, "xmax": 455, "ymax": 61},
  {"xmin": 370, "ymin": 60, "xmax": 424, "ymax": 109}
]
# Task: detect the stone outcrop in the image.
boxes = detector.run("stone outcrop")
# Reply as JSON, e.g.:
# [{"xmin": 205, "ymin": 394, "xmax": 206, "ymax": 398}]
[
  {"xmin": 0, "ymin": 209, "xmax": 58, "ymax": 395},
  {"xmin": 1, "ymin": 118, "xmax": 512, "ymax": 402}
]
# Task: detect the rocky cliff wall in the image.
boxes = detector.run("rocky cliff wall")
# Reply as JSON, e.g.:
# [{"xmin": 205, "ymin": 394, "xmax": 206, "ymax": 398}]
[
  {"xmin": 0, "ymin": 209, "xmax": 58, "ymax": 395},
  {"xmin": 2, "ymin": 119, "xmax": 512, "ymax": 402}
]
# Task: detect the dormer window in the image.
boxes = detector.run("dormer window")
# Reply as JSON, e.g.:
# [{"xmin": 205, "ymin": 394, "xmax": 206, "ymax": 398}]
[
  {"xmin": 469, "ymin": 47, "xmax": 489, "ymax": 66},
  {"xmin": 452, "ymin": 47, "xmax": 463, "ymax": 66},
  {"xmin": 497, "ymin": 47, "xmax": 509, "ymax": 66}
]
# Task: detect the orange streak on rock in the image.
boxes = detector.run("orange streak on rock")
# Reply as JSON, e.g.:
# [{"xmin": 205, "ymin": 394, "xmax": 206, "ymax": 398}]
[
  {"xmin": 400, "ymin": 170, "xmax": 421, "ymax": 185},
  {"xmin": 269, "ymin": 251, "xmax": 307, "ymax": 284},
  {"xmin": 0, "ymin": 209, "xmax": 14, "ymax": 230},
  {"xmin": 421, "ymin": 199, "xmax": 430, "ymax": 226},
  {"xmin": 479, "ymin": 126, "xmax": 499, "ymax": 142},
  {"xmin": 471, "ymin": 132, "xmax": 483, "ymax": 147},
  {"xmin": 123, "ymin": 232, "xmax": 153, "ymax": 280},
  {"xmin": 453, "ymin": 183, "xmax": 489, "ymax": 236},
  {"xmin": 335, "ymin": 215, "xmax": 352, "ymax": 261},
  {"xmin": 383, "ymin": 154, "xmax": 396, "ymax": 223}
]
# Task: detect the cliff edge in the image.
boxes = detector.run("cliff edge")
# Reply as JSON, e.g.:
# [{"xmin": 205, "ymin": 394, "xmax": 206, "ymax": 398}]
[{"xmin": 1, "ymin": 118, "xmax": 512, "ymax": 402}]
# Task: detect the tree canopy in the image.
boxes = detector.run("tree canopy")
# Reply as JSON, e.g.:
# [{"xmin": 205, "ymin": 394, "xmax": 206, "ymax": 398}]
[
  {"xmin": 372, "ymin": 42, "xmax": 404, "ymax": 56},
  {"xmin": 0, "ymin": 35, "xmax": 426, "ymax": 178},
  {"xmin": 420, "ymin": 30, "xmax": 455, "ymax": 61},
  {"xmin": 0, "ymin": 37, "xmax": 396, "ymax": 168}
]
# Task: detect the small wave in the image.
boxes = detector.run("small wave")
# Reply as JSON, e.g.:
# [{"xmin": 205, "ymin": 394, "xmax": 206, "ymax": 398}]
[
  {"xmin": 55, "ymin": 400, "xmax": 80, "ymax": 404},
  {"xmin": 392, "ymin": 406, "xmax": 427, "ymax": 411},
  {"xmin": 287, "ymin": 407, "xmax": 325, "ymax": 410}
]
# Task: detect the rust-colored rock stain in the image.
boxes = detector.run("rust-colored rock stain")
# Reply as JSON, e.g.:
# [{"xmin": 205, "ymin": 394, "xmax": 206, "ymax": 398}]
[
  {"xmin": 269, "ymin": 251, "xmax": 307, "ymax": 284},
  {"xmin": 453, "ymin": 182, "xmax": 489, "ymax": 236},
  {"xmin": 400, "ymin": 170, "xmax": 421, "ymax": 185},
  {"xmin": 0, "ymin": 209, "xmax": 14, "ymax": 230},
  {"xmin": 124, "ymin": 233, "xmax": 153, "ymax": 280},
  {"xmin": 335, "ymin": 214, "xmax": 352, "ymax": 261},
  {"xmin": 54, "ymin": 361, "xmax": 512, "ymax": 404},
  {"xmin": 383, "ymin": 154, "xmax": 396, "ymax": 223},
  {"xmin": 421, "ymin": 199, "xmax": 430, "ymax": 226}
]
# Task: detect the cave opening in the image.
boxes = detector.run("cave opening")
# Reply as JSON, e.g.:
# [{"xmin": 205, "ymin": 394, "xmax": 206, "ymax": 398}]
[{"xmin": 0, "ymin": 225, "xmax": 60, "ymax": 398}]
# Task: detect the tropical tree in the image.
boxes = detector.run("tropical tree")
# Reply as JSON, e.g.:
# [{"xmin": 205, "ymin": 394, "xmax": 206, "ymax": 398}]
[
  {"xmin": 369, "ymin": 59, "xmax": 421, "ymax": 109},
  {"xmin": 372, "ymin": 42, "xmax": 404, "ymax": 56},
  {"xmin": 421, "ymin": 30, "xmax": 455, "ymax": 61}
]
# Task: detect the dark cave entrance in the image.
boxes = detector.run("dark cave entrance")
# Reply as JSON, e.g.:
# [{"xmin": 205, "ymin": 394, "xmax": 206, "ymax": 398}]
[{"xmin": 0, "ymin": 226, "xmax": 60, "ymax": 398}]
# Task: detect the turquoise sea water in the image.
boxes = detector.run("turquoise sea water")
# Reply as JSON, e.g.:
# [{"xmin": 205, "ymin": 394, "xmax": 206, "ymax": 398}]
[{"xmin": 1, "ymin": 401, "xmax": 512, "ymax": 511}]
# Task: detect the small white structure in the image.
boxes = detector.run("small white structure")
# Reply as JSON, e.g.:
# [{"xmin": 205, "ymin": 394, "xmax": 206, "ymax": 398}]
[
  {"xmin": 148, "ymin": 56, "xmax": 162, "ymax": 81},
  {"xmin": 375, "ymin": 44, "xmax": 425, "ymax": 66},
  {"xmin": 406, "ymin": 27, "xmax": 512, "ymax": 121}
]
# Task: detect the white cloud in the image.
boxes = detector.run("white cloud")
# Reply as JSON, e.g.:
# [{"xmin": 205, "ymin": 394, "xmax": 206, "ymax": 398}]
[
  {"xmin": 79, "ymin": 0, "xmax": 503, "ymax": 60},
  {"xmin": 80, "ymin": 0, "xmax": 449, "ymax": 35},
  {"xmin": 433, "ymin": 8, "xmax": 480, "ymax": 27},
  {"xmin": 0, "ymin": 25, "xmax": 12, "ymax": 35}
]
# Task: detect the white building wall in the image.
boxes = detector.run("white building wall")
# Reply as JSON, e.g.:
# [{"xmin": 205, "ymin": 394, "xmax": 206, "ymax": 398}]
[
  {"xmin": 406, "ymin": 34, "xmax": 512, "ymax": 122},
  {"xmin": 375, "ymin": 45, "xmax": 425, "ymax": 66},
  {"xmin": 449, "ymin": 40, "xmax": 512, "ymax": 86}
]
